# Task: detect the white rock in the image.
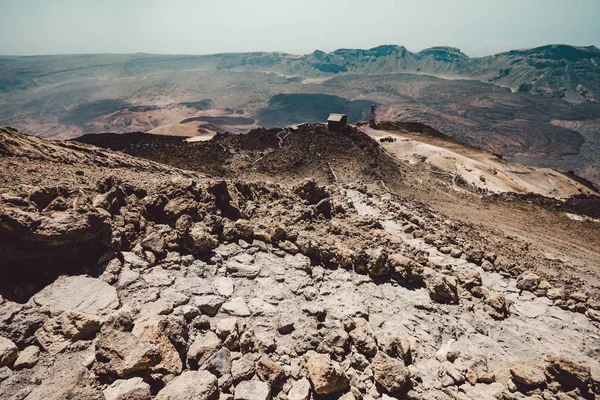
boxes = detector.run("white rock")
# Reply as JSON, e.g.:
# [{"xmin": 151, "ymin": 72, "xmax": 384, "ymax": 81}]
[
  {"xmin": 122, "ymin": 252, "xmax": 149, "ymax": 269},
  {"xmin": 0, "ymin": 336, "xmax": 18, "ymax": 368},
  {"xmin": 234, "ymin": 380, "xmax": 271, "ymax": 400},
  {"xmin": 226, "ymin": 261, "xmax": 261, "ymax": 279},
  {"xmin": 103, "ymin": 377, "xmax": 151, "ymax": 400},
  {"xmin": 155, "ymin": 370, "xmax": 218, "ymax": 400},
  {"xmin": 0, "ymin": 366, "xmax": 12, "ymax": 382},
  {"xmin": 118, "ymin": 267, "xmax": 140, "ymax": 288},
  {"xmin": 13, "ymin": 346, "xmax": 40, "ymax": 370},
  {"xmin": 143, "ymin": 267, "xmax": 174, "ymax": 287},
  {"xmin": 287, "ymin": 378, "xmax": 311, "ymax": 400},
  {"xmin": 214, "ymin": 277, "xmax": 235, "ymax": 297},
  {"xmin": 222, "ymin": 297, "xmax": 252, "ymax": 317},
  {"xmin": 188, "ymin": 331, "xmax": 221, "ymax": 368},
  {"xmin": 248, "ymin": 298, "xmax": 277, "ymax": 316},
  {"xmin": 32, "ymin": 275, "xmax": 119, "ymax": 315}
]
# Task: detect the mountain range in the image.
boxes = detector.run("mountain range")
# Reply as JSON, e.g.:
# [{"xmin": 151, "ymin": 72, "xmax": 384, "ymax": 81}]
[{"xmin": 2, "ymin": 44, "xmax": 599, "ymax": 102}]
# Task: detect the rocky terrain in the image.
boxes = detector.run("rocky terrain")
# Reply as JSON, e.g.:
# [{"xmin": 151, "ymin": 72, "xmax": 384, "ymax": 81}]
[{"xmin": 1, "ymin": 125, "xmax": 600, "ymax": 400}]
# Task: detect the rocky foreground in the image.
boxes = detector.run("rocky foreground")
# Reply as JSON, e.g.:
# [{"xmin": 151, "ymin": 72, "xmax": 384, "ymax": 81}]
[{"xmin": 0, "ymin": 126, "xmax": 599, "ymax": 400}]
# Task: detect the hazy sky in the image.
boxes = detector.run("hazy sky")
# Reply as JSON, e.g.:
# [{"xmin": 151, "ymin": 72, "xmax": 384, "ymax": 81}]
[{"xmin": 1, "ymin": 0, "xmax": 598, "ymax": 57}]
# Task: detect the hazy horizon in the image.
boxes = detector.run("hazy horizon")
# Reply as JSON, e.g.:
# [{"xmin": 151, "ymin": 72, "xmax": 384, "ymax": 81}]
[
  {"xmin": 1, "ymin": 42, "xmax": 600, "ymax": 59},
  {"xmin": 1, "ymin": 0, "xmax": 599, "ymax": 57}
]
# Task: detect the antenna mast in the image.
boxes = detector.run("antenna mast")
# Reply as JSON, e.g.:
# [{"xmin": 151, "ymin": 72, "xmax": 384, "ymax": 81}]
[{"xmin": 369, "ymin": 104, "xmax": 377, "ymax": 128}]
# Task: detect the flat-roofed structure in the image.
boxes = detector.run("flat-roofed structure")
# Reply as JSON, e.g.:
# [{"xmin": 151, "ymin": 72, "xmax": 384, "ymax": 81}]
[{"xmin": 327, "ymin": 113, "xmax": 347, "ymax": 131}]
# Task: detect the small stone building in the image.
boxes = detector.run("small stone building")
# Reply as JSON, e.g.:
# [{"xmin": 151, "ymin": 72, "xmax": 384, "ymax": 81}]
[{"xmin": 327, "ymin": 113, "xmax": 347, "ymax": 131}]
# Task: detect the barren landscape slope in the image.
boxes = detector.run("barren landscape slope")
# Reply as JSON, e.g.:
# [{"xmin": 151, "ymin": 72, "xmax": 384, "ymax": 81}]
[{"xmin": 1, "ymin": 125, "xmax": 600, "ymax": 399}]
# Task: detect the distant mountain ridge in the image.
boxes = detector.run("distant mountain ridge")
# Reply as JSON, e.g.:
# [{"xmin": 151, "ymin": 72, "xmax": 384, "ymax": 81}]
[
  {"xmin": 1, "ymin": 44, "xmax": 599, "ymax": 102},
  {"xmin": 216, "ymin": 44, "xmax": 600, "ymax": 103}
]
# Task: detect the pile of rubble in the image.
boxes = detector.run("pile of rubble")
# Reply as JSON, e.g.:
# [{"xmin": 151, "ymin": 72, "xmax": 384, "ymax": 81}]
[{"xmin": 0, "ymin": 127, "xmax": 599, "ymax": 400}]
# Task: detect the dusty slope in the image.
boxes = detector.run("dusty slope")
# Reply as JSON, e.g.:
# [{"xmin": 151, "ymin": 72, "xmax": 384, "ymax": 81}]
[
  {"xmin": 360, "ymin": 123, "xmax": 596, "ymax": 199},
  {"xmin": 1, "ymin": 126, "xmax": 600, "ymax": 400}
]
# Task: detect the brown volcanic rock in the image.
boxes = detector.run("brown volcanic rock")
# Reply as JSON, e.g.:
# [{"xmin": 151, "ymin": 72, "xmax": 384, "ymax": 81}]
[
  {"xmin": 306, "ymin": 353, "xmax": 349, "ymax": 395},
  {"xmin": 372, "ymin": 351, "xmax": 410, "ymax": 393},
  {"xmin": 545, "ymin": 354, "xmax": 591, "ymax": 391},
  {"xmin": 35, "ymin": 311, "xmax": 102, "ymax": 354},
  {"xmin": 94, "ymin": 329, "xmax": 162, "ymax": 378}
]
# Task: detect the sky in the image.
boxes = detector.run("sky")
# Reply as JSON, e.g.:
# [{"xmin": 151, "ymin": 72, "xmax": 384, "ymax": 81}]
[{"xmin": 0, "ymin": 0, "xmax": 598, "ymax": 57}]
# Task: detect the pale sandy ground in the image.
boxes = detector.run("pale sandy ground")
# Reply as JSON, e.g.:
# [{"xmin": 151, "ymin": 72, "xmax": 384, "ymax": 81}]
[{"xmin": 360, "ymin": 126, "xmax": 594, "ymax": 200}]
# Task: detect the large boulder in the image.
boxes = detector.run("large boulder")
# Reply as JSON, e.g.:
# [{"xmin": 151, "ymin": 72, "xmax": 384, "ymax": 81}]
[
  {"xmin": 132, "ymin": 317, "xmax": 183, "ymax": 375},
  {"xmin": 424, "ymin": 269, "xmax": 458, "ymax": 304},
  {"xmin": 306, "ymin": 353, "xmax": 349, "ymax": 395},
  {"xmin": 510, "ymin": 362, "xmax": 546, "ymax": 389},
  {"xmin": 35, "ymin": 311, "xmax": 102, "ymax": 354},
  {"xmin": 0, "ymin": 336, "xmax": 18, "ymax": 368},
  {"xmin": 94, "ymin": 329, "xmax": 161, "ymax": 378},
  {"xmin": 32, "ymin": 275, "xmax": 119, "ymax": 315},
  {"xmin": 155, "ymin": 370, "xmax": 219, "ymax": 400},
  {"xmin": 0, "ymin": 200, "xmax": 112, "ymax": 276},
  {"xmin": 103, "ymin": 377, "xmax": 151, "ymax": 400},
  {"xmin": 545, "ymin": 354, "xmax": 591, "ymax": 391},
  {"xmin": 187, "ymin": 331, "xmax": 221, "ymax": 369},
  {"xmin": 372, "ymin": 352, "xmax": 410, "ymax": 393},
  {"xmin": 234, "ymin": 380, "xmax": 272, "ymax": 400}
]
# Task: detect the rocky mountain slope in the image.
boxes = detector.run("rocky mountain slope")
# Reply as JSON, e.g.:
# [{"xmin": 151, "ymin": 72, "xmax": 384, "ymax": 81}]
[{"xmin": 1, "ymin": 126, "xmax": 600, "ymax": 399}]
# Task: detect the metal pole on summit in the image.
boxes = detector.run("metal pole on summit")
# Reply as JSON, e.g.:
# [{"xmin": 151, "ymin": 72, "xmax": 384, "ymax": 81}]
[{"xmin": 369, "ymin": 104, "xmax": 377, "ymax": 128}]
